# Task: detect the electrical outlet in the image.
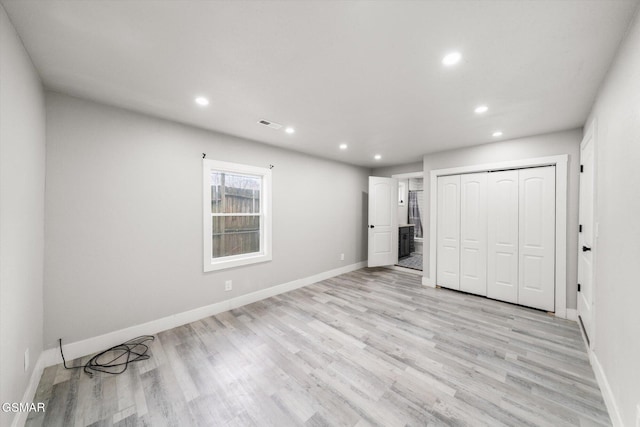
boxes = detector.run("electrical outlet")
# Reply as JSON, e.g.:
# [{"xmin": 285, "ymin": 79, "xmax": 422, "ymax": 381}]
[
  {"xmin": 225, "ymin": 280, "xmax": 232, "ymax": 291},
  {"xmin": 24, "ymin": 348, "xmax": 29, "ymax": 372},
  {"xmin": 340, "ymin": 253, "xmax": 345, "ymax": 261}
]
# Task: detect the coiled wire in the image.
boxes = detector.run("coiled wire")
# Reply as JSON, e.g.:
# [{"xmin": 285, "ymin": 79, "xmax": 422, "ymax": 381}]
[{"xmin": 59, "ymin": 335, "xmax": 155, "ymax": 377}]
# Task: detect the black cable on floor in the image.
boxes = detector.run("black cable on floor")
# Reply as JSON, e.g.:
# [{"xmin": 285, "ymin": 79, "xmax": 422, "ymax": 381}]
[{"xmin": 59, "ymin": 335, "xmax": 155, "ymax": 377}]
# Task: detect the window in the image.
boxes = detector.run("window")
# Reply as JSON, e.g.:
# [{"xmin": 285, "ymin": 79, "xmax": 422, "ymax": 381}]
[{"xmin": 203, "ymin": 159, "xmax": 272, "ymax": 272}]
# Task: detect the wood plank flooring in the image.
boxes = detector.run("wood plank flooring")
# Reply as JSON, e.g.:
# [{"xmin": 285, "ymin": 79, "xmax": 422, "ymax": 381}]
[{"xmin": 27, "ymin": 268, "xmax": 610, "ymax": 426}]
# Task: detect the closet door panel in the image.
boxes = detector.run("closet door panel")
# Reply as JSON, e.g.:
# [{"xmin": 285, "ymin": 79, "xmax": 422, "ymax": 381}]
[
  {"xmin": 487, "ymin": 170, "xmax": 519, "ymax": 304},
  {"xmin": 436, "ymin": 175, "xmax": 460, "ymax": 290},
  {"xmin": 518, "ymin": 166, "xmax": 555, "ymax": 311},
  {"xmin": 460, "ymin": 173, "xmax": 487, "ymax": 296}
]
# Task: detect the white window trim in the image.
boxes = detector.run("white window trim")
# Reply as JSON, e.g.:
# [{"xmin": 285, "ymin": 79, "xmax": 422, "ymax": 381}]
[{"xmin": 203, "ymin": 159, "xmax": 272, "ymax": 272}]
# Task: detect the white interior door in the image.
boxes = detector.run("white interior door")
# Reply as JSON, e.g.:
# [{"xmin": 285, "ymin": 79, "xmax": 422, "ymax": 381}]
[
  {"xmin": 368, "ymin": 177, "xmax": 398, "ymax": 267},
  {"xmin": 436, "ymin": 175, "xmax": 461, "ymax": 289},
  {"xmin": 487, "ymin": 170, "xmax": 519, "ymax": 304},
  {"xmin": 578, "ymin": 132, "xmax": 595, "ymax": 343},
  {"xmin": 460, "ymin": 173, "xmax": 488, "ymax": 296},
  {"xmin": 518, "ymin": 167, "xmax": 556, "ymax": 311}
]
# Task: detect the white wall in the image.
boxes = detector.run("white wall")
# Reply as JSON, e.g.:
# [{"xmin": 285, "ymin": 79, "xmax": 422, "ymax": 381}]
[
  {"xmin": 373, "ymin": 161, "xmax": 423, "ymax": 178},
  {"xmin": 585, "ymin": 7, "xmax": 640, "ymax": 426},
  {"xmin": 422, "ymin": 129, "xmax": 582, "ymax": 308},
  {"xmin": 0, "ymin": 5, "xmax": 46, "ymax": 427},
  {"xmin": 44, "ymin": 92, "xmax": 370, "ymax": 347}
]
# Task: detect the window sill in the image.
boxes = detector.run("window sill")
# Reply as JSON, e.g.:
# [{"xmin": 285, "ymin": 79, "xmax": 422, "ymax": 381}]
[{"xmin": 204, "ymin": 252, "xmax": 272, "ymax": 272}]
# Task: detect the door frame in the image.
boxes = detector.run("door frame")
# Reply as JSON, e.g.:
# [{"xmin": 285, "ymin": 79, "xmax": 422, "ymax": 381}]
[
  {"xmin": 427, "ymin": 155, "xmax": 569, "ymax": 319},
  {"xmin": 391, "ymin": 172, "xmax": 424, "ymax": 275}
]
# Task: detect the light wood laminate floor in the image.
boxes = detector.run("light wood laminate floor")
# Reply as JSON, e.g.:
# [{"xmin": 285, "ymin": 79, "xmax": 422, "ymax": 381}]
[{"xmin": 27, "ymin": 268, "xmax": 610, "ymax": 426}]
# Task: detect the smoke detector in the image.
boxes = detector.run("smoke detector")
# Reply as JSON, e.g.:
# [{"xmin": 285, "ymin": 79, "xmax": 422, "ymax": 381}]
[{"xmin": 257, "ymin": 119, "xmax": 282, "ymax": 130}]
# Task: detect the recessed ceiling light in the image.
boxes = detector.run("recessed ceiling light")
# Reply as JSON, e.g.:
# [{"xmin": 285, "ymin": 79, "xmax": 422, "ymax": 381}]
[
  {"xmin": 374, "ymin": 154, "xmax": 382, "ymax": 160},
  {"xmin": 442, "ymin": 51, "xmax": 462, "ymax": 66},
  {"xmin": 492, "ymin": 131, "xmax": 503, "ymax": 137},
  {"xmin": 474, "ymin": 105, "xmax": 488, "ymax": 114},
  {"xmin": 339, "ymin": 143, "xmax": 348, "ymax": 150},
  {"xmin": 195, "ymin": 96, "xmax": 209, "ymax": 106},
  {"xmin": 285, "ymin": 127, "xmax": 295, "ymax": 134}
]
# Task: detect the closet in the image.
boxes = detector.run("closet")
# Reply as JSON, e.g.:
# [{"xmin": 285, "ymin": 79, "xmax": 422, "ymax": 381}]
[{"xmin": 436, "ymin": 166, "xmax": 556, "ymax": 311}]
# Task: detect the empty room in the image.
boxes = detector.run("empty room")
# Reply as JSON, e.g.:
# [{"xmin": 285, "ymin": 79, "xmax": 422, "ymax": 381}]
[{"xmin": 2, "ymin": 1, "xmax": 640, "ymax": 426}]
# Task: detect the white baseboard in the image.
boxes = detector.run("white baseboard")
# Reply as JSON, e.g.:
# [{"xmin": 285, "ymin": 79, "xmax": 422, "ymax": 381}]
[
  {"xmin": 11, "ymin": 351, "xmax": 47, "ymax": 427},
  {"xmin": 42, "ymin": 261, "xmax": 366, "ymax": 367},
  {"xmin": 589, "ymin": 350, "xmax": 623, "ymax": 426},
  {"xmin": 422, "ymin": 276, "xmax": 435, "ymax": 288},
  {"xmin": 565, "ymin": 308, "xmax": 577, "ymax": 321}
]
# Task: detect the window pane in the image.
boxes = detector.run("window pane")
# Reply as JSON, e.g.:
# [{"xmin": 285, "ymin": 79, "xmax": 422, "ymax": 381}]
[
  {"xmin": 211, "ymin": 172, "xmax": 261, "ymax": 214},
  {"xmin": 212, "ymin": 215, "xmax": 260, "ymax": 258}
]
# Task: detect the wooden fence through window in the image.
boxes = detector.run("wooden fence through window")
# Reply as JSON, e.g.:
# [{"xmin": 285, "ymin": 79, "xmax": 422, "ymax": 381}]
[{"xmin": 211, "ymin": 184, "xmax": 260, "ymax": 258}]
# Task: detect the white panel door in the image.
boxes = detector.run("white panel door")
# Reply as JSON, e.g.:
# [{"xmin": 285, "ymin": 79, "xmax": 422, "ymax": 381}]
[
  {"xmin": 578, "ymin": 132, "xmax": 595, "ymax": 342},
  {"xmin": 460, "ymin": 173, "xmax": 488, "ymax": 296},
  {"xmin": 437, "ymin": 175, "xmax": 461, "ymax": 289},
  {"xmin": 368, "ymin": 177, "xmax": 398, "ymax": 267},
  {"xmin": 518, "ymin": 167, "xmax": 556, "ymax": 311},
  {"xmin": 487, "ymin": 170, "xmax": 519, "ymax": 304}
]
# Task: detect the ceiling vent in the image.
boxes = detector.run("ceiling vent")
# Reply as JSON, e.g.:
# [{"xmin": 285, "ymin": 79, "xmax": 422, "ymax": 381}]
[{"xmin": 257, "ymin": 119, "xmax": 283, "ymax": 130}]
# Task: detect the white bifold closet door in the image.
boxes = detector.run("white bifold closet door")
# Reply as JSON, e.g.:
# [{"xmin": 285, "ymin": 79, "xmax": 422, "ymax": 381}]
[
  {"xmin": 486, "ymin": 167, "xmax": 555, "ymax": 311},
  {"xmin": 438, "ymin": 166, "xmax": 555, "ymax": 311},
  {"xmin": 436, "ymin": 175, "xmax": 460, "ymax": 289},
  {"xmin": 518, "ymin": 167, "xmax": 556, "ymax": 311},
  {"xmin": 487, "ymin": 170, "xmax": 520, "ymax": 304},
  {"xmin": 459, "ymin": 173, "xmax": 487, "ymax": 296}
]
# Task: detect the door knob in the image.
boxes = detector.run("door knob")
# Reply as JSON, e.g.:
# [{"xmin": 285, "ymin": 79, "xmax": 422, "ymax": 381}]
[
  {"xmin": 369, "ymin": 225, "xmax": 375, "ymax": 229},
  {"xmin": 582, "ymin": 245, "xmax": 592, "ymax": 252}
]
